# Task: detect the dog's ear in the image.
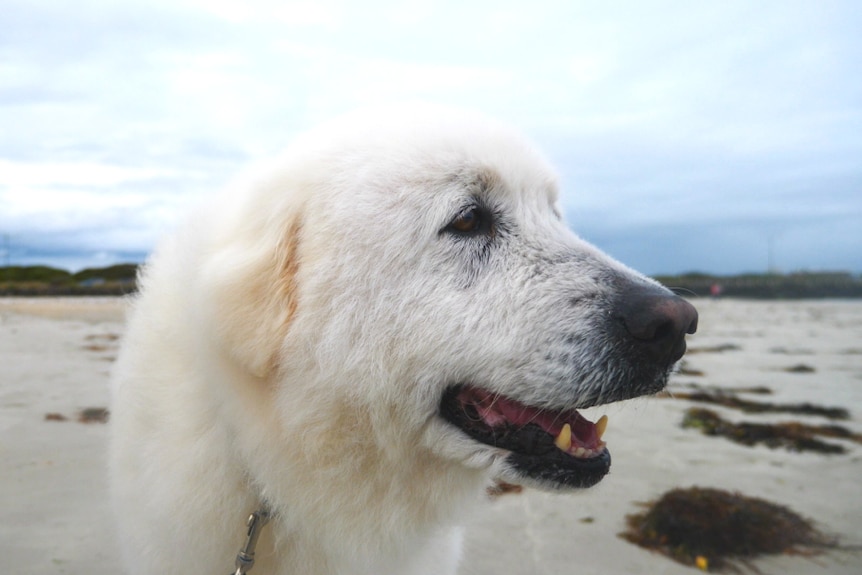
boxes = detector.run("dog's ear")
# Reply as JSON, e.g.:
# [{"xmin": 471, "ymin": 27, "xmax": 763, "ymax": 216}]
[{"xmin": 198, "ymin": 210, "xmax": 303, "ymax": 379}]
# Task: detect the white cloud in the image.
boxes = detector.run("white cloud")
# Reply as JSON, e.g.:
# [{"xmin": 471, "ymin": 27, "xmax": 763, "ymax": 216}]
[
  {"xmin": 0, "ymin": 160, "xmax": 173, "ymax": 189},
  {"xmin": 185, "ymin": 0, "xmax": 342, "ymax": 27},
  {"xmin": 336, "ymin": 59, "xmax": 513, "ymax": 108}
]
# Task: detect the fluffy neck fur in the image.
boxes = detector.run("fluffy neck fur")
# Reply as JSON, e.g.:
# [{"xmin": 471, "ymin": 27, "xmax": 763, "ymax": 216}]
[{"xmin": 197, "ymin": 345, "xmax": 486, "ymax": 575}]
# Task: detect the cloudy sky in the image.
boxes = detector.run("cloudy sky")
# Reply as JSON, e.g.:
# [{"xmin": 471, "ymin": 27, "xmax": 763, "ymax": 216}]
[{"xmin": 2, "ymin": 0, "xmax": 860, "ymax": 275}]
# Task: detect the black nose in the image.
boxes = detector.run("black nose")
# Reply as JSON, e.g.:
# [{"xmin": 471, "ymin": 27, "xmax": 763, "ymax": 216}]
[{"xmin": 615, "ymin": 288, "xmax": 698, "ymax": 364}]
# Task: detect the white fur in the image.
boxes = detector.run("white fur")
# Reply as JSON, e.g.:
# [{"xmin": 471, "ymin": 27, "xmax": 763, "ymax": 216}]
[{"xmin": 109, "ymin": 105, "xmax": 657, "ymax": 574}]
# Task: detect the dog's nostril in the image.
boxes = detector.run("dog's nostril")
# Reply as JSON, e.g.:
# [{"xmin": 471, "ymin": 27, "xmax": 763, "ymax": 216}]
[{"xmin": 616, "ymin": 290, "xmax": 699, "ymax": 364}]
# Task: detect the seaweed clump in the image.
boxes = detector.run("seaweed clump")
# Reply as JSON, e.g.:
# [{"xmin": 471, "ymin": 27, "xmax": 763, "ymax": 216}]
[
  {"xmin": 43, "ymin": 408, "xmax": 110, "ymax": 424},
  {"xmin": 686, "ymin": 343, "xmax": 742, "ymax": 354},
  {"xmin": 78, "ymin": 407, "xmax": 110, "ymax": 423},
  {"xmin": 672, "ymin": 391, "xmax": 849, "ymax": 420},
  {"xmin": 621, "ymin": 487, "xmax": 836, "ymax": 572},
  {"xmin": 682, "ymin": 408, "xmax": 860, "ymax": 454}
]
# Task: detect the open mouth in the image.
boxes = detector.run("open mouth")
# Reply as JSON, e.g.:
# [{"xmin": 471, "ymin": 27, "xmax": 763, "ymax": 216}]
[{"xmin": 440, "ymin": 385, "xmax": 612, "ymax": 489}]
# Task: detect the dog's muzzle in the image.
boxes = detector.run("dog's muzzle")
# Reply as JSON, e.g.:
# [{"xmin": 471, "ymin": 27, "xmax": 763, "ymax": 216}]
[{"xmin": 439, "ymin": 284, "xmax": 698, "ymax": 490}]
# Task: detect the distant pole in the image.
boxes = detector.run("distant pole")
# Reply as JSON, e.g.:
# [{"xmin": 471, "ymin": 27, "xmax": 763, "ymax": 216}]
[{"xmin": 1, "ymin": 233, "xmax": 8, "ymax": 267}]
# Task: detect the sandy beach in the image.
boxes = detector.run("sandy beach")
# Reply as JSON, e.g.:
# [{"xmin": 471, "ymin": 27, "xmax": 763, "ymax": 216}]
[{"xmin": 2, "ymin": 297, "xmax": 861, "ymax": 574}]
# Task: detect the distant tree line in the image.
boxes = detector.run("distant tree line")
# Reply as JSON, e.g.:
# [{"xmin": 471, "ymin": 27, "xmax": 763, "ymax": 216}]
[
  {"xmin": 0, "ymin": 264, "xmax": 138, "ymax": 296},
  {"xmin": 1, "ymin": 264, "xmax": 861, "ymax": 298},
  {"xmin": 654, "ymin": 271, "xmax": 862, "ymax": 299}
]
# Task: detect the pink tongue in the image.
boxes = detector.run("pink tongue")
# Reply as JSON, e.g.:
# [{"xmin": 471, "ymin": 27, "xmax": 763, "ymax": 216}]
[
  {"xmin": 465, "ymin": 388, "xmax": 600, "ymax": 448},
  {"xmin": 496, "ymin": 400, "xmax": 563, "ymax": 433}
]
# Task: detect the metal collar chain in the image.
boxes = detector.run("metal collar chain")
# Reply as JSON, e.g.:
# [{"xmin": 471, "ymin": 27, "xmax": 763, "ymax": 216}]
[{"xmin": 231, "ymin": 508, "xmax": 271, "ymax": 575}]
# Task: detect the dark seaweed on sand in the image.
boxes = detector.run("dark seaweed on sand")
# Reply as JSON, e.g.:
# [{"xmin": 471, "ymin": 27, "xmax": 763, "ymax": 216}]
[
  {"xmin": 671, "ymin": 391, "xmax": 849, "ymax": 420},
  {"xmin": 682, "ymin": 408, "xmax": 861, "ymax": 454},
  {"xmin": 78, "ymin": 407, "xmax": 110, "ymax": 423},
  {"xmin": 675, "ymin": 384, "xmax": 773, "ymax": 395},
  {"xmin": 686, "ymin": 344, "xmax": 742, "ymax": 354},
  {"xmin": 621, "ymin": 487, "xmax": 836, "ymax": 572}
]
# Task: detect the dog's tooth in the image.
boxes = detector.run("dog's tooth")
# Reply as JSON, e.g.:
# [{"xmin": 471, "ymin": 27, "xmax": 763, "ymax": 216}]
[
  {"xmin": 595, "ymin": 415, "xmax": 608, "ymax": 440},
  {"xmin": 554, "ymin": 423, "xmax": 572, "ymax": 451},
  {"xmin": 574, "ymin": 447, "xmax": 587, "ymax": 457}
]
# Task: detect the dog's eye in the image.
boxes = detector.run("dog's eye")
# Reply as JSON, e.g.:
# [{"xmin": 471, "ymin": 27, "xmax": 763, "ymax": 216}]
[{"xmin": 447, "ymin": 206, "xmax": 483, "ymax": 234}]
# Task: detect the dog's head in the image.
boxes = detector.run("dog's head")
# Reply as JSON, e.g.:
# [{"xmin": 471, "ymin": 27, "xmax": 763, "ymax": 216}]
[{"xmin": 198, "ymin": 105, "xmax": 697, "ymax": 493}]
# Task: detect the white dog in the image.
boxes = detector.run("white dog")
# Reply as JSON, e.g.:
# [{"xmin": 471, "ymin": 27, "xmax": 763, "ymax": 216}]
[{"xmin": 109, "ymin": 106, "xmax": 697, "ymax": 575}]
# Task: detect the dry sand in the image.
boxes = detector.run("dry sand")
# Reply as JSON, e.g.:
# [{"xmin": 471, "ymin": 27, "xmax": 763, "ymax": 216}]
[{"xmin": 1, "ymin": 297, "xmax": 861, "ymax": 574}]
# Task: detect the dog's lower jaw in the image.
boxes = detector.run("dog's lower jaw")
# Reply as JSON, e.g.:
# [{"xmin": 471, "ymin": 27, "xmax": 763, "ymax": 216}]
[{"xmin": 437, "ymin": 385, "xmax": 614, "ymax": 491}]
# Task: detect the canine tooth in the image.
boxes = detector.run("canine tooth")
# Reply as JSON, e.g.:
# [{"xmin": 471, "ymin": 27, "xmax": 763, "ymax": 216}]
[
  {"xmin": 554, "ymin": 423, "xmax": 572, "ymax": 451},
  {"xmin": 595, "ymin": 415, "xmax": 608, "ymax": 440}
]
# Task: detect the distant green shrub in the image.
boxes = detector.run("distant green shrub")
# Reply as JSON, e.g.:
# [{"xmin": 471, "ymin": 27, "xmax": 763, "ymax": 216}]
[
  {"xmin": 0, "ymin": 264, "xmax": 139, "ymax": 295},
  {"xmin": 73, "ymin": 264, "xmax": 138, "ymax": 283},
  {"xmin": 655, "ymin": 271, "xmax": 862, "ymax": 298},
  {"xmin": 0, "ymin": 265, "xmax": 73, "ymax": 284}
]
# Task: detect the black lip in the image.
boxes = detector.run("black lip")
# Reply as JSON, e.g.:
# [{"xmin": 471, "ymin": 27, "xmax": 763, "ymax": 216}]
[
  {"xmin": 439, "ymin": 386, "xmax": 611, "ymax": 488},
  {"xmin": 507, "ymin": 448, "xmax": 610, "ymax": 489}
]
